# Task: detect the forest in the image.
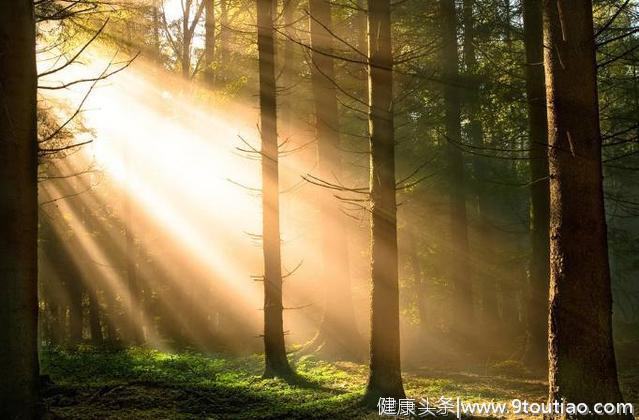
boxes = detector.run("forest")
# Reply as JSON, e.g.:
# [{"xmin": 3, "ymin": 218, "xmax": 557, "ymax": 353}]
[{"xmin": 0, "ymin": 0, "xmax": 638, "ymax": 418}]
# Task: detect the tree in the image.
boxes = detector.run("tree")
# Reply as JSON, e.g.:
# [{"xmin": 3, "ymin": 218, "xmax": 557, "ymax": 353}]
[
  {"xmin": 461, "ymin": 0, "xmax": 499, "ymax": 343},
  {"xmin": 257, "ymin": 0, "xmax": 293, "ymax": 378},
  {"xmin": 441, "ymin": 0, "xmax": 474, "ymax": 337},
  {"xmin": 160, "ymin": 0, "xmax": 206, "ymax": 79},
  {"xmin": 0, "ymin": 0, "xmax": 40, "ymax": 417},
  {"xmin": 204, "ymin": 0, "xmax": 216, "ymax": 86},
  {"xmin": 544, "ymin": 1, "xmax": 631, "ymax": 413},
  {"xmin": 307, "ymin": 0, "xmax": 363, "ymax": 361},
  {"xmin": 279, "ymin": 0, "xmax": 299, "ymax": 133},
  {"xmin": 364, "ymin": 0, "xmax": 406, "ymax": 404},
  {"xmin": 522, "ymin": 0, "xmax": 549, "ymax": 371}
]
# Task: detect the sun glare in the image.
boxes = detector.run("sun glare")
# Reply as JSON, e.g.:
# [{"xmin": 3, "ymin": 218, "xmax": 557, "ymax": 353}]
[{"xmin": 38, "ymin": 48, "xmax": 361, "ymax": 350}]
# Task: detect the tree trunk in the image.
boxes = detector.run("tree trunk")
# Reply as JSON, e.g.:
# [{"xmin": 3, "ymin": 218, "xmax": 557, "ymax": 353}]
[
  {"xmin": 356, "ymin": 0, "xmax": 367, "ymax": 56},
  {"xmin": 279, "ymin": 0, "xmax": 299, "ymax": 133},
  {"xmin": 67, "ymin": 275, "xmax": 84, "ymax": 345},
  {"xmin": 363, "ymin": 0, "xmax": 406, "ymax": 405},
  {"xmin": 441, "ymin": 0, "xmax": 474, "ymax": 337},
  {"xmin": 182, "ymin": 2, "xmax": 192, "ymax": 79},
  {"xmin": 462, "ymin": 0, "xmax": 498, "ymax": 341},
  {"xmin": 152, "ymin": 0, "xmax": 162, "ymax": 62},
  {"xmin": 0, "ymin": 0, "xmax": 40, "ymax": 417},
  {"xmin": 257, "ymin": 0, "xmax": 292, "ymax": 378},
  {"xmin": 88, "ymin": 290, "xmax": 104, "ymax": 346},
  {"xmin": 124, "ymin": 163, "xmax": 144, "ymax": 345},
  {"xmin": 218, "ymin": 0, "xmax": 230, "ymax": 79},
  {"xmin": 407, "ymin": 232, "xmax": 428, "ymax": 337},
  {"xmin": 522, "ymin": 0, "xmax": 549, "ymax": 371},
  {"xmin": 308, "ymin": 0, "xmax": 363, "ymax": 361},
  {"xmin": 544, "ymin": 1, "xmax": 630, "ymax": 413},
  {"xmin": 204, "ymin": 0, "xmax": 216, "ymax": 86}
]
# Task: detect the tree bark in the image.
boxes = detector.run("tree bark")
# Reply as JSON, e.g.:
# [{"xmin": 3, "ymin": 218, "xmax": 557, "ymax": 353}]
[
  {"xmin": 257, "ymin": 0, "xmax": 292, "ymax": 378},
  {"xmin": 0, "ymin": 0, "xmax": 40, "ymax": 417},
  {"xmin": 522, "ymin": 0, "xmax": 549, "ymax": 371},
  {"xmin": 279, "ymin": 0, "xmax": 299, "ymax": 133},
  {"xmin": 308, "ymin": 0, "xmax": 363, "ymax": 361},
  {"xmin": 363, "ymin": 0, "xmax": 406, "ymax": 404},
  {"xmin": 123, "ymin": 159, "xmax": 144, "ymax": 345},
  {"xmin": 204, "ymin": 0, "xmax": 216, "ymax": 86},
  {"xmin": 544, "ymin": 1, "xmax": 630, "ymax": 414},
  {"xmin": 182, "ymin": 3, "xmax": 192, "ymax": 79},
  {"xmin": 67, "ymin": 274, "xmax": 84, "ymax": 345},
  {"xmin": 407, "ymin": 232, "xmax": 428, "ymax": 337},
  {"xmin": 461, "ymin": 0, "xmax": 498, "ymax": 341},
  {"xmin": 441, "ymin": 0, "xmax": 474, "ymax": 337},
  {"xmin": 218, "ymin": 0, "xmax": 230, "ymax": 77}
]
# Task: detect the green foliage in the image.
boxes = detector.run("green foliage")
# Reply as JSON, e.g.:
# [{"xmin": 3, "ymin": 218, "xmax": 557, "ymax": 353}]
[{"xmin": 39, "ymin": 347, "xmax": 560, "ymax": 419}]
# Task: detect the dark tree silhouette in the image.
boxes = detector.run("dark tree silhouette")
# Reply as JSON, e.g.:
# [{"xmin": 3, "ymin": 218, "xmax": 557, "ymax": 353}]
[
  {"xmin": 257, "ymin": 0, "xmax": 293, "ymax": 378},
  {"xmin": 522, "ymin": 0, "xmax": 549, "ymax": 371},
  {"xmin": 0, "ymin": 0, "xmax": 40, "ymax": 417},
  {"xmin": 544, "ymin": 1, "xmax": 631, "ymax": 414},
  {"xmin": 441, "ymin": 0, "xmax": 474, "ymax": 337},
  {"xmin": 364, "ymin": 0, "xmax": 406, "ymax": 405},
  {"xmin": 307, "ymin": 0, "xmax": 363, "ymax": 361},
  {"xmin": 204, "ymin": 0, "xmax": 216, "ymax": 86}
]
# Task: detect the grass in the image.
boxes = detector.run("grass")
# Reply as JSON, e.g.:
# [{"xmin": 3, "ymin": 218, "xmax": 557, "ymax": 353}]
[{"xmin": 40, "ymin": 346, "xmax": 636, "ymax": 419}]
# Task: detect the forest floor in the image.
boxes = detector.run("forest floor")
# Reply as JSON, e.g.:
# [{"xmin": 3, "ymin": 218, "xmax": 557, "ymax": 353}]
[{"xmin": 41, "ymin": 344, "xmax": 638, "ymax": 419}]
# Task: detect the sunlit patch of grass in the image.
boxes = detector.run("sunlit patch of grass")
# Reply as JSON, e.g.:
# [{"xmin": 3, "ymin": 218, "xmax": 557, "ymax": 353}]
[{"xmin": 40, "ymin": 347, "xmax": 561, "ymax": 419}]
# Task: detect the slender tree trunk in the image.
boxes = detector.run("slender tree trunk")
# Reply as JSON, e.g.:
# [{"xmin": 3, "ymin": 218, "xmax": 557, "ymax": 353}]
[
  {"xmin": 88, "ymin": 290, "xmax": 103, "ymax": 346},
  {"xmin": 364, "ymin": 0, "xmax": 406, "ymax": 404},
  {"xmin": 308, "ymin": 0, "xmax": 363, "ymax": 360},
  {"xmin": 0, "ymin": 0, "xmax": 40, "ymax": 417},
  {"xmin": 152, "ymin": 0, "xmax": 162, "ymax": 62},
  {"xmin": 279, "ymin": 0, "xmax": 299, "ymax": 133},
  {"xmin": 218, "ymin": 0, "xmax": 230, "ymax": 78},
  {"xmin": 441, "ymin": 0, "xmax": 474, "ymax": 336},
  {"xmin": 544, "ymin": 2, "xmax": 630, "ymax": 413},
  {"xmin": 182, "ymin": 2, "xmax": 192, "ymax": 79},
  {"xmin": 407, "ymin": 232, "xmax": 428, "ymax": 337},
  {"xmin": 356, "ymin": 0, "xmax": 367, "ymax": 56},
  {"xmin": 78, "ymin": 204, "xmax": 104, "ymax": 346},
  {"xmin": 522, "ymin": 0, "xmax": 549, "ymax": 371},
  {"xmin": 67, "ymin": 276, "xmax": 84, "ymax": 344},
  {"xmin": 462, "ymin": 0, "xmax": 498, "ymax": 339},
  {"xmin": 124, "ymin": 164, "xmax": 144, "ymax": 345},
  {"xmin": 257, "ymin": 0, "xmax": 292, "ymax": 378},
  {"xmin": 204, "ymin": 0, "xmax": 216, "ymax": 86}
]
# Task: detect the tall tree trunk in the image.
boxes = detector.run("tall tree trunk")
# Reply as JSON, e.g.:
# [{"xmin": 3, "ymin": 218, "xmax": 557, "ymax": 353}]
[
  {"xmin": 218, "ymin": 0, "xmax": 230, "ymax": 79},
  {"xmin": 88, "ymin": 290, "xmax": 103, "ymax": 346},
  {"xmin": 522, "ymin": 0, "xmax": 549, "ymax": 371},
  {"xmin": 364, "ymin": 0, "xmax": 406, "ymax": 404},
  {"xmin": 124, "ymin": 163, "xmax": 144, "ymax": 345},
  {"xmin": 67, "ymin": 275, "xmax": 84, "ymax": 345},
  {"xmin": 79, "ymin": 204, "xmax": 104, "ymax": 346},
  {"xmin": 152, "ymin": 0, "xmax": 162, "ymax": 62},
  {"xmin": 356, "ymin": 0, "xmax": 367, "ymax": 56},
  {"xmin": 257, "ymin": 0, "xmax": 292, "ymax": 378},
  {"xmin": 204, "ymin": 0, "xmax": 216, "ymax": 86},
  {"xmin": 441, "ymin": 0, "xmax": 474, "ymax": 337},
  {"xmin": 462, "ymin": 0, "xmax": 498, "ymax": 340},
  {"xmin": 182, "ymin": 2, "xmax": 192, "ymax": 79},
  {"xmin": 279, "ymin": 0, "xmax": 299, "ymax": 133},
  {"xmin": 0, "ymin": 0, "xmax": 40, "ymax": 417},
  {"xmin": 407, "ymin": 232, "xmax": 428, "ymax": 337},
  {"xmin": 308, "ymin": 0, "xmax": 363, "ymax": 360},
  {"xmin": 544, "ymin": 1, "xmax": 630, "ymax": 413}
]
